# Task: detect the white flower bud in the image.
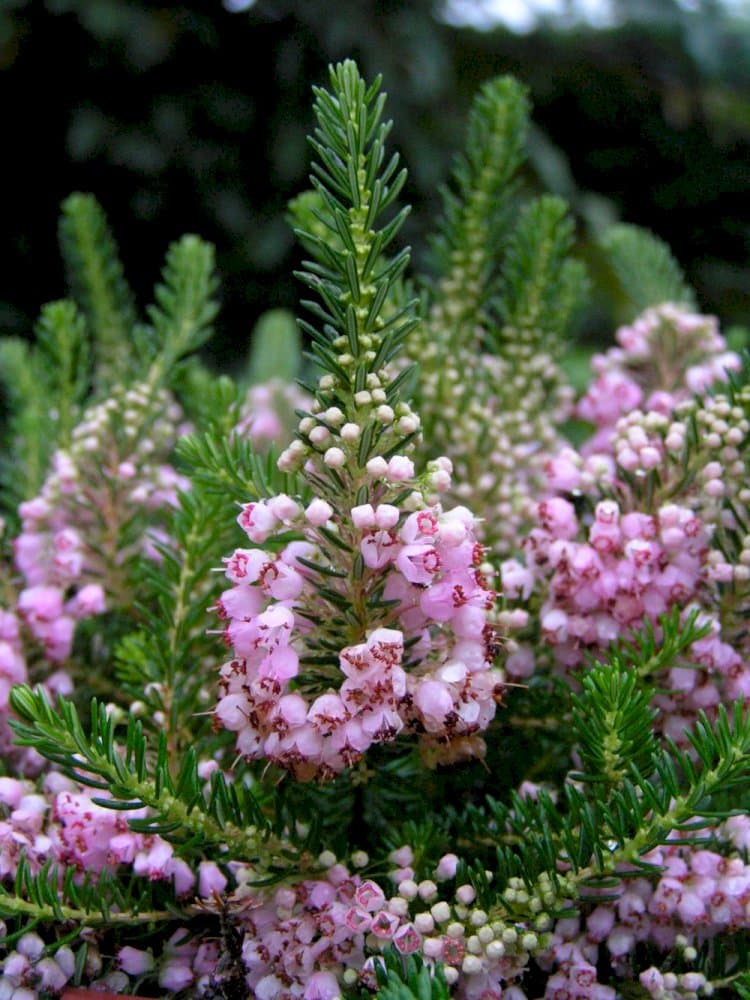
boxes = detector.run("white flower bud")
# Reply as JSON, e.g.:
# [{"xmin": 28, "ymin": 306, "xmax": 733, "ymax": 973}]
[
  {"xmin": 340, "ymin": 422, "xmax": 361, "ymax": 441},
  {"xmin": 366, "ymin": 456, "xmax": 388, "ymax": 477},
  {"xmin": 309, "ymin": 425, "xmax": 330, "ymax": 445},
  {"xmin": 323, "ymin": 448, "xmax": 346, "ymax": 468}
]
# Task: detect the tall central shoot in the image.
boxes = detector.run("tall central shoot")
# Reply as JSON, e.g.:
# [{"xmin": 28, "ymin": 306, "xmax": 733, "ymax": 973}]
[{"xmin": 213, "ymin": 61, "xmax": 503, "ymax": 781}]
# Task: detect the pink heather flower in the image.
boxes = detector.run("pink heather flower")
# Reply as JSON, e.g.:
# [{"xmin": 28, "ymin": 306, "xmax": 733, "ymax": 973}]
[
  {"xmin": 578, "ymin": 371, "xmax": 643, "ymax": 425},
  {"xmin": 66, "ymin": 583, "xmax": 106, "ymax": 617},
  {"xmin": 435, "ymin": 853, "xmax": 459, "ymax": 880},
  {"xmin": 386, "ymin": 455, "xmax": 415, "ymax": 481},
  {"xmin": 371, "ymin": 909, "xmax": 401, "ymax": 938},
  {"xmin": 159, "ymin": 963, "xmax": 194, "ymax": 992},
  {"xmin": 501, "ymin": 559, "xmax": 535, "ymax": 599},
  {"xmin": 396, "ymin": 543, "xmax": 441, "ymax": 584},
  {"xmin": 545, "ymin": 451, "xmax": 582, "ymax": 492},
  {"xmin": 414, "ymin": 680, "xmax": 453, "ymax": 732},
  {"xmin": 355, "ymin": 880, "xmax": 386, "ymax": 911},
  {"xmin": 351, "ymin": 503, "xmax": 376, "ymax": 529},
  {"xmin": 237, "ymin": 501, "xmax": 277, "ymax": 542},
  {"xmin": 267, "ymin": 493, "xmax": 301, "ymax": 522},
  {"xmin": 375, "ymin": 503, "xmax": 400, "ymax": 529},
  {"xmin": 393, "ymin": 923, "xmax": 422, "ymax": 954},
  {"xmin": 537, "ymin": 498, "xmax": 578, "ymax": 540},
  {"xmin": 305, "ymin": 498, "xmax": 334, "ymax": 526},
  {"xmin": 224, "ymin": 547, "xmax": 269, "ymax": 584},
  {"xmin": 361, "ymin": 528, "xmax": 399, "ymax": 569},
  {"xmin": 304, "ymin": 971, "xmax": 342, "ymax": 999},
  {"xmin": 118, "ymin": 947, "xmax": 155, "ymax": 975},
  {"xmin": 198, "ymin": 860, "xmax": 228, "ymax": 898},
  {"xmin": 17, "ymin": 586, "xmax": 64, "ymax": 623}
]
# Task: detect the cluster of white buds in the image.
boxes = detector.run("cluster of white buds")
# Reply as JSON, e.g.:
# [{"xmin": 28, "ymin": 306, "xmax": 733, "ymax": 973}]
[{"xmin": 278, "ymin": 367, "xmax": 422, "ymax": 475}]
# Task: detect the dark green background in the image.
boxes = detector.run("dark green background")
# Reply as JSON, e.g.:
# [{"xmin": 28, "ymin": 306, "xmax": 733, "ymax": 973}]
[{"xmin": 6, "ymin": 0, "xmax": 750, "ymax": 366}]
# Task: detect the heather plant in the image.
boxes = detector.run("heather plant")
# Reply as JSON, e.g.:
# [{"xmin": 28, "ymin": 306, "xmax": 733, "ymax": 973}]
[{"xmin": 1, "ymin": 60, "xmax": 749, "ymax": 1000}]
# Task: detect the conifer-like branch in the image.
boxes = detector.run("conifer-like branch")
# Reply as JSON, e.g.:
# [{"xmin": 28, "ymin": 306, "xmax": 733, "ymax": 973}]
[
  {"xmin": 8, "ymin": 687, "xmax": 287, "ymax": 867},
  {"xmin": 375, "ymin": 950, "xmax": 450, "ymax": 1000},
  {"xmin": 295, "ymin": 60, "xmax": 418, "ymax": 409},
  {"xmin": 59, "ymin": 193, "xmax": 136, "ymax": 386},
  {"xmin": 0, "ymin": 339, "xmax": 54, "ymax": 508},
  {"xmin": 494, "ymin": 194, "xmax": 586, "ymax": 349},
  {"xmin": 601, "ymin": 222, "xmax": 696, "ymax": 316},
  {"xmin": 143, "ymin": 235, "xmax": 219, "ymax": 387},
  {"xmin": 427, "ymin": 76, "xmax": 529, "ymax": 347},
  {"xmin": 0, "ymin": 857, "xmax": 173, "ymax": 933}
]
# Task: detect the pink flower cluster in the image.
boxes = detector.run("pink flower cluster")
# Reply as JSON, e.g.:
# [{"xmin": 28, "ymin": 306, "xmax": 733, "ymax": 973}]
[
  {"xmin": 503, "ymin": 495, "xmax": 749, "ymax": 738},
  {"xmin": 11, "ymin": 386, "xmax": 190, "ymax": 667},
  {"xmin": 0, "ymin": 775, "xmax": 196, "ymax": 895},
  {"xmin": 577, "ymin": 304, "xmax": 740, "ymax": 454},
  {"xmin": 15, "ymin": 500, "xmax": 105, "ymax": 663},
  {"xmin": 0, "ymin": 611, "xmax": 26, "ymax": 757},
  {"xmin": 541, "ymin": 826, "xmax": 750, "ymax": 997},
  {"xmin": 215, "ymin": 495, "xmax": 501, "ymax": 778},
  {"xmin": 235, "ymin": 380, "xmax": 312, "ymax": 450}
]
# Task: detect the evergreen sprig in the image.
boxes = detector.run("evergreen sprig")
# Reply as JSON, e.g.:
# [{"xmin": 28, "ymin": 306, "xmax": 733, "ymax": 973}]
[
  {"xmin": 427, "ymin": 76, "xmax": 529, "ymax": 345},
  {"xmin": 0, "ymin": 338, "xmax": 55, "ymax": 510},
  {"xmin": 59, "ymin": 193, "xmax": 136, "ymax": 386},
  {"xmin": 598, "ymin": 606, "xmax": 712, "ymax": 681},
  {"xmin": 374, "ymin": 950, "xmax": 450, "ymax": 1000},
  {"xmin": 0, "ymin": 855, "xmax": 174, "ymax": 941},
  {"xmin": 8, "ymin": 687, "xmax": 283, "ymax": 865},
  {"xmin": 114, "ymin": 486, "xmax": 234, "ymax": 750},
  {"xmin": 295, "ymin": 60, "xmax": 418, "ymax": 396},
  {"xmin": 142, "ymin": 234, "xmax": 219, "ymax": 385},
  {"xmin": 488, "ymin": 700, "xmax": 750, "ymax": 903},
  {"xmin": 178, "ymin": 427, "xmax": 302, "ymax": 505},
  {"xmin": 601, "ymin": 222, "xmax": 696, "ymax": 316},
  {"xmin": 570, "ymin": 663, "xmax": 658, "ymax": 790},
  {"xmin": 493, "ymin": 194, "xmax": 586, "ymax": 347},
  {"xmin": 34, "ymin": 299, "xmax": 90, "ymax": 445}
]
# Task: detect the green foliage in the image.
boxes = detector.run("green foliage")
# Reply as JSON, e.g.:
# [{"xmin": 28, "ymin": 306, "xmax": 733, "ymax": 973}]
[
  {"xmin": 374, "ymin": 950, "xmax": 450, "ymax": 1000},
  {"xmin": 246, "ymin": 308, "xmax": 302, "ymax": 385},
  {"xmin": 59, "ymin": 193, "xmax": 136, "ymax": 385},
  {"xmin": 8, "ymin": 686, "xmax": 280, "ymax": 863},
  {"xmin": 114, "ymin": 486, "xmax": 234, "ymax": 746},
  {"xmin": 0, "ymin": 855, "xmax": 173, "ymax": 941},
  {"xmin": 142, "ymin": 234, "xmax": 219, "ymax": 384},
  {"xmin": 570, "ymin": 663, "xmax": 658, "ymax": 790},
  {"xmin": 295, "ymin": 59, "xmax": 418, "ymax": 396},
  {"xmin": 177, "ymin": 425, "xmax": 302, "ymax": 505},
  {"xmin": 0, "ymin": 338, "xmax": 54, "ymax": 510},
  {"xmin": 427, "ymin": 76, "xmax": 529, "ymax": 341},
  {"xmin": 490, "ymin": 699, "xmax": 750, "ymax": 896},
  {"xmin": 601, "ymin": 222, "xmax": 696, "ymax": 317},
  {"xmin": 0, "ymin": 300, "xmax": 90, "ymax": 510},
  {"xmin": 494, "ymin": 194, "xmax": 587, "ymax": 347},
  {"xmin": 34, "ymin": 299, "xmax": 90, "ymax": 445},
  {"xmin": 599, "ymin": 606, "xmax": 712, "ymax": 681}
]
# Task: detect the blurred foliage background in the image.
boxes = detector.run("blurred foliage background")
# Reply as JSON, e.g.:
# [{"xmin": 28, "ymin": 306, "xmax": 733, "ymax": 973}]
[{"xmin": 4, "ymin": 0, "xmax": 750, "ymax": 367}]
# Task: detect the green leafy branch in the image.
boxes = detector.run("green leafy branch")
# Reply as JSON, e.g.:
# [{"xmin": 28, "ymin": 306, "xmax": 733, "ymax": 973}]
[
  {"xmin": 114, "ymin": 486, "xmax": 235, "ymax": 754},
  {"xmin": 373, "ymin": 950, "xmax": 450, "ymax": 1000},
  {"xmin": 596, "ymin": 606, "xmax": 712, "ymax": 681},
  {"xmin": 493, "ymin": 194, "xmax": 586, "ymax": 350},
  {"xmin": 295, "ymin": 60, "xmax": 418, "ymax": 404},
  {"xmin": 142, "ymin": 235, "xmax": 219, "ymax": 386},
  {"xmin": 59, "ymin": 193, "xmax": 136, "ymax": 386},
  {"xmin": 601, "ymin": 222, "xmax": 696, "ymax": 317},
  {"xmin": 8, "ymin": 687, "xmax": 288, "ymax": 868},
  {"xmin": 426, "ymin": 76, "xmax": 529, "ymax": 347},
  {"xmin": 0, "ymin": 856, "xmax": 174, "ymax": 941}
]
